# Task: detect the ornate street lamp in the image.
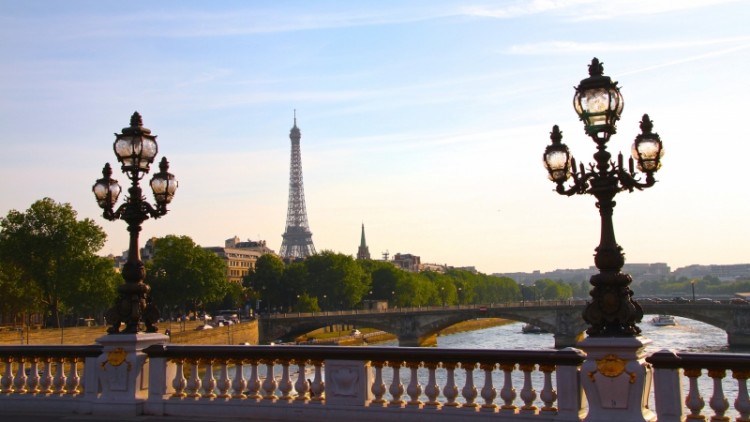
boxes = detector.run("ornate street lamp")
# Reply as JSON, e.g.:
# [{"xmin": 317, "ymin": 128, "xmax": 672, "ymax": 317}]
[
  {"xmin": 543, "ymin": 58, "xmax": 664, "ymax": 337},
  {"xmin": 93, "ymin": 112, "xmax": 178, "ymax": 334}
]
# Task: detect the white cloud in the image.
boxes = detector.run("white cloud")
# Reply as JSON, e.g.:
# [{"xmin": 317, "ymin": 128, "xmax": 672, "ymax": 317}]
[
  {"xmin": 461, "ymin": 0, "xmax": 744, "ymax": 21},
  {"xmin": 507, "ymin": 36, "xmax": 750, "ymax": 55}
]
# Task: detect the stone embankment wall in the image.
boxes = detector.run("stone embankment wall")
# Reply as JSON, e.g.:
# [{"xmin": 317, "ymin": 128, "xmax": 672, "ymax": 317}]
[
  {"xmin": 0, "ymin": 319, "xmax": 259, "ymax": 345},
  {"xmin": 168, "ymin": 320, "xmax": 258, "ymax": 345}
]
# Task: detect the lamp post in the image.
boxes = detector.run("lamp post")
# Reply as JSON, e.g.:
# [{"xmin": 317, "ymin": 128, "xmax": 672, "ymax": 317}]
[
  {"xmin": 691, "ymin": 279, "xmax": 697, "ymax": 303},
  {"xmin": 543, "ymin": 58, "xmax": 664, "ymax": 337},
  {"xmin": 93, "ymin": 112, "xmax": 178, "ymax": 334}
]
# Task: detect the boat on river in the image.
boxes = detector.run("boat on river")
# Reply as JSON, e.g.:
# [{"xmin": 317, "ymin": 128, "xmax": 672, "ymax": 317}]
[
  {"xmin": 521, "ymin": 324, "xmax": 548, "ymax": 334},
  {"xmin": 651, "ymin": 314, "xmax": 677, "ymax": 326}
]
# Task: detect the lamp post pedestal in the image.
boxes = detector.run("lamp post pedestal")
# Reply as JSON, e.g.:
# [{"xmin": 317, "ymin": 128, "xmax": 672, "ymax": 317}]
[
  {"xmin": 93, "ymin": 333, "xmax": 169, "ymax": 416},
  {"xmin": 578, "ymin": 336, "xmax": 655, "ymax": 422}
]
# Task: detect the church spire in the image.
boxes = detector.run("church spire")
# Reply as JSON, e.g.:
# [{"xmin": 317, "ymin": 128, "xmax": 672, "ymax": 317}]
[{"xmin": 356, "ymin": 223, "xmax": 371, "ymax": 260}]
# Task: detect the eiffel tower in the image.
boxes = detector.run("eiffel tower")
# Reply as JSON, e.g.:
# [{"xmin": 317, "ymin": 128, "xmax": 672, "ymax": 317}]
[{"xmin": 280, "ymin": 112, "xmax": 316, "ymax": 259}]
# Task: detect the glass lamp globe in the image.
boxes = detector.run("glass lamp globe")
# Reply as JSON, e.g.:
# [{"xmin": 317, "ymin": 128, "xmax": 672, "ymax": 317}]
[
  {"xmin": 92, "ymin": 163, "xmax": 121, "ymax": 209},
  {"xmin": 113, "ymin": 112, "xmax": 158, "ymax": 174},
  {"xmin": 543, "ymin": 125, "xmax": 572, "ymax": 183},
  {"xmin": 150, "ymin": 157, "xmax": 178, "ymax": 205},
  {"xmin": 573, "ymin": 58, "xmax": 624, "ymax": 140}
]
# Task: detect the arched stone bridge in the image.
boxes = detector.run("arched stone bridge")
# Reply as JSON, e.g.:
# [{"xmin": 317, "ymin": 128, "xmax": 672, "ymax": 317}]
[{"xmin": 259, "ymin": 301, "xmax": 750, "ymax": 348}]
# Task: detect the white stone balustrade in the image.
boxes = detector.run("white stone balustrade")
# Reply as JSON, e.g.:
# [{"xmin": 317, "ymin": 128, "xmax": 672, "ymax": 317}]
[
  {"xmin": 6, "ymin": 342, "xmax": 750, "ymax": 421},
  {"xmin": 648, "ymin": 349, "xmax": 750, "ymax": 422}
]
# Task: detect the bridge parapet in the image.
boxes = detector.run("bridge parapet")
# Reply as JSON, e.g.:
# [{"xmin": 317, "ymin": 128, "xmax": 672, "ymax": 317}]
[
  {"xmin": 2, "ymin": 338, "xmax": 750, "ymax": 420},
  {"xmin": 263, "ymin": 301, "xmax": 742, "ymax": 348}
]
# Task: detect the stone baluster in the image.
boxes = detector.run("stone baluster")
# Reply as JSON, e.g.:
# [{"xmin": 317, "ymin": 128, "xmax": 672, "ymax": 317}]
[
  {"xmin": 200, "ymin": 358, "xmax": 217, "ymax": 398},
  {"xmin": 39, "ymin": 357, "xmax": 53, "ymax": 394},
  {"xmin": 231, "ymin": 359, "xmax": 247, "ymax": 399},
  {"xmin": 293, "ymin": 359, "xmax": 310, "ymax": 402},
  {"xmin": 26, "ymin": 357, "xmax": 40, "ymax": 394},
  {"xmin": 261, "ymin": 359, "xmax": 278, "ymax": 400},
  {"xmin": 733, "ymin": 370, "xmax": 750, "ymax": 421},
  {"xmin": 480, "ymin": 362, "xmax": 497, "ymax": 411},
  {"xmin": 708, "ymin": 369, "xmax": 729, "ymax": 421},
  {"xmin": 13, "ymin": 357, "xmax": 27, "ymax": 394},
  {"xmin": 499, "ymin": 363, "xmax": 517, "ymax": 412},
  {"xmin": 442, "ymin": 362, "xmax": 459, "ymax": 407},
  {"xmin": 278, "ymin": 358, "xmax": 294, "ymax": 401},
  {"xmin": 1, "ymin": 356, "xmax": 14, "ymax": 393},
  {"xmin": 216, "ymin": 358, "xmax": 231, "ymax": 399},
  {"xmin": 65, "ymin": 357, "xmax": 80, "ymax": 395},
  {"xmin": 186, "ymin": 359, "xmax": 202, "ymax": 398},
  {"xmin": 310, "ymin": 360, "xmax": 325, "ymax": 402},
  {"xmin": 539, "ymin": 364, "xmax": 557, "ymax": 412},
  {"xmin": 405, "ymin": 361, "xmax": 422, "ymax": 407},
  {"xmin": 423, "ymin": 361, "xmax": 441, "ymax": 408},
  {"xmin": 246, "ymin": 359, "xmax": 261, "ymax": 400},
  {"xmin": 171, "ymin": 358, "xmax": 187, "ymax": 398},
  {"xmin": 519, "ymin": 363, "xmax": 538, "ymax": 414},
  {"xmin": 388, "ymin": 360, "xmax": 405, "ymax": 407},
  {"xmin": 684, "ymin": 368, "xmax": 706, "ymax": 420},
  {"xmin": 461, "ymin": 361, "xmax": 478, "ymax": 409},
  {"xmin": 370, "ymin": 361, "xmax": 387, "ymax": 405},
  {"xmin": 52, "ymin": 357, "xmax": 66, "ymax": 395}
]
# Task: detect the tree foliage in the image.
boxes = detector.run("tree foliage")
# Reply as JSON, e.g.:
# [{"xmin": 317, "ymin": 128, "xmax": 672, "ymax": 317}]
[
  {"xmin": 0, "ymin": 198, "xmax": 115, "ymax": 327},
  {"xmin": 146, "ymin": 235, "xmax": 229, "ymax": 314},
  {"xmin": 243, "ymin": 254, "xmax": 534, "ymax": 313}
]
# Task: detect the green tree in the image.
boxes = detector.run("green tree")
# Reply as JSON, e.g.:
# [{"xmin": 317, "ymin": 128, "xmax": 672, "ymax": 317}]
[
  {"xmin": 369, "ymin": 263, "xmax": 403, "ymax": 301},
  {"xmin": 304, "ymin": 251, "xmax": 369, "ymax": 310},
  {"xmin": 0, "ymin": 262, "xmax": 42, "ymax": 326},
  {"xmin": 244, "ymin": 254, "xmax": 286, "ymax": 313},
  {"xmin": 66, "ymin": 255, "xmax": 120, "ymax": 319},
  {"xmin": 146, "ymin": 235, "xmax": 229, "ymax": 315},
  {"xmin": 0, "ymin": 198, "xmax": 111, "ymax": 327},
  {"xmin": 293, "ymin": 292, "xmax": 320, "ymax": 313},
  {"xmin": 395, "ymin": 272, "xmax": 436, "ymax": 307}
]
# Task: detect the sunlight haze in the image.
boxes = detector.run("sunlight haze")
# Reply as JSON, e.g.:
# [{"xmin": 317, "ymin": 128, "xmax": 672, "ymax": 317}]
[{"xmin": 1, "ymin": 0, "xmax": 748, "ymax": 274}]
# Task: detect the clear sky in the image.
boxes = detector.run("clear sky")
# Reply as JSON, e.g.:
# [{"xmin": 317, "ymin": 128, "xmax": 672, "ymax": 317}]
[{"xmin": 1, "ymin": 0, "xmax": 749, "ymax": 275}]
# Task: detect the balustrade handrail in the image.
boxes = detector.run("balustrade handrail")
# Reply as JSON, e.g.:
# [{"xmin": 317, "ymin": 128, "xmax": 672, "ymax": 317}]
[
  {"xmin": 0, "ymin": 344, "xmax": 102, "ymax": 359},
  {"xmin": 646, "ymin": 349, "xmax": 750, "ymax": 370},
  {"xmin": 264, "ymin": 300, "xmax": 589, "ymax": 319},
  {"xmin": 144, "ymin": 343, "xmax": 586, "ymax": 366}
]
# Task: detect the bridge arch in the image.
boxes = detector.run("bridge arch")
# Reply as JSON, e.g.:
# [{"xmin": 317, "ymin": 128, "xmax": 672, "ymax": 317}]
[
  {"xmin": 260, "ymin": 303, "xmax": 750, "ymax": 348},
  {"xmin": 260, "ymin": 305, "xmax": 589, "ymax": 348}
]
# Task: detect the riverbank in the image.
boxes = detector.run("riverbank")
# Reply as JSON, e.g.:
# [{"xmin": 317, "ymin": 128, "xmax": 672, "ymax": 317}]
[{"xmin": 0, "ymin": 319, "xmax": 259, "ymax": 345}]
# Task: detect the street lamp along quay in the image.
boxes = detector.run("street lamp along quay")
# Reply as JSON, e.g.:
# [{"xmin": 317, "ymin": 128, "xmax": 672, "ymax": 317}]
[
  {"xmin": 543, "ymin": 58, "xmax": 664, "ymax": 337},
  {"xmin": 92, "ymin": 112, "xmax": 178, "ymax": 334}
]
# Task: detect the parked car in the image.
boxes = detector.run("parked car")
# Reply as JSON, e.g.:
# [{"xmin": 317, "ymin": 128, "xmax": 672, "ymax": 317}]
[
  {"xmin": 215, "ymin": 310, "xmax": 240, "ymax": 325},
  {"xmin": 696, "ymin": 298, "xmax": 721, "ymax": 304},
  {"xmin": 730, "ymin": 298, "xmax": 749, "ymax": 305},
  {"xmin": 672, "ymin": 297, "xmax": 690, "ymax": 303}
]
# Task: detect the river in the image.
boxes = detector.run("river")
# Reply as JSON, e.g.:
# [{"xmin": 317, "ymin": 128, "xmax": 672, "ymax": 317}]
[{"xmin": 436, "ymin": 314, "xmax": 734, "ymax": 353}]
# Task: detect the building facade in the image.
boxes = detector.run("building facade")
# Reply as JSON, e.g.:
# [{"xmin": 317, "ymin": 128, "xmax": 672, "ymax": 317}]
[
  {"xmin": 205, "ymin": 236, "xmax": 276, "ymax": 284},
  {"xmin": 392, "ymin": 253, "xmax": 421, "ymax": 272}
]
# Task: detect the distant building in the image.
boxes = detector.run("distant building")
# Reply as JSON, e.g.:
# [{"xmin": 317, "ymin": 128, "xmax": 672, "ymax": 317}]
[
  {"xmin": 393, "ymin": 253, "xmax": 421, "ymax": 272},
  {"xmin": 421, "ymin": 262, "xmax": 447, "ymax": 273},
  {"xmin": 495, "ymin": 262, "xmax": 672, "ymax": 284},
  {"xmin": 356, "ymin": 223, "xmax": 371, "ymax": 260},
  {"xmin": 205, "ymin": 236, "xmax": 276, "ymax": 284},
  {"xmin": 673, "ymin": 264, "xmax": 750, "ymax": 281}
]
